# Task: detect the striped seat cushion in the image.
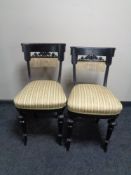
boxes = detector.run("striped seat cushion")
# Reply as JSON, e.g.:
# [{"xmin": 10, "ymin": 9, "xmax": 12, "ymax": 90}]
[
  {"xmin": 67, "ymin": 84, "xmax": 122, "ymax": 116},
  {"xmin": 14, "ymin": 80, "xmax": 66, "ymax": 110}
]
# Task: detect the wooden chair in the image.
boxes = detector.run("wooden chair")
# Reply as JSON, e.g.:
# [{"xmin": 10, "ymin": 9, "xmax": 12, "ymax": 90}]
[
  {"xmin": 14, "ymin": 43, "xmax": 66, "ymax": 145},
  {"xmin": 65, "ymin": 47, "xmax": 123, "ymax": 152}
]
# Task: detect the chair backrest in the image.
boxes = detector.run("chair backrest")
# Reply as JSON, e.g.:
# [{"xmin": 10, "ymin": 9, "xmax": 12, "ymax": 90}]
[
  {"xmin": 70, "ymin": 47, "xmax": 115, "ymax": 86},
  {"xmin": 21, "ymin": 43, "xmax": 66, "ymax": 82}
]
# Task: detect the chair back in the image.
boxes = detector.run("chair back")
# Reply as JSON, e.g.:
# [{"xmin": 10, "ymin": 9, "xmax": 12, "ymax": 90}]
[
  {"xmin": 70, "ymin": 47, "xmax": 115, "ymax": 86},
  {"xmin": 21, "ymin": 43, "xmax": 66, "ymax": 82}
]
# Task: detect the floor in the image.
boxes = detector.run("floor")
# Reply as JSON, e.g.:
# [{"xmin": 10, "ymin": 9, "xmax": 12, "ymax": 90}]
[{"xmin": 0, "ymin": 101, "xmax": 130, "ymax": 175}]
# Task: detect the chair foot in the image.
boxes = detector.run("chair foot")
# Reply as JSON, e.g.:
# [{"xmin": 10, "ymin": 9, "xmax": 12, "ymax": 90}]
[
  {"xmin": 65, "ymin": 139, "xmax": 71, "ymax": 151},
  {"xmin": 57, "ymin": 114, "xmax": 64, "ymax": 145},
  {"xmin": 104, "ymin": 118, "xmax": 117, "ymax": 152},
  {"xmin": 65, "ymin": 118, "xmax": 74, "ymax": 151},
  {"xmin": 57, "ymin": 135, "xmax": 62, "ymax": 145},
  {"xmin": 23, "ymin": 134, "xmax": 27, "ymax": 146},
  {"xmin": 104, "ymin": 140, "xmax": 108, "ymax": 152}
]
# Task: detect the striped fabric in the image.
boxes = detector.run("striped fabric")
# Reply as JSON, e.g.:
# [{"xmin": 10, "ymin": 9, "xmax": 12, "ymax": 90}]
[
  {"xmin": 14, "ymin": 80, "xmax": 66, "ymax": 110},
  {"xmin": 30, "ymin": 58, "xmax": 59, "ymax": 68},
  {"xmin": 68, "ymin": 84, "xmax": 122, "ymax": 116},
  {"xmin": 77, "ymin": 62, "xmax": 106, "ymax": 72}
]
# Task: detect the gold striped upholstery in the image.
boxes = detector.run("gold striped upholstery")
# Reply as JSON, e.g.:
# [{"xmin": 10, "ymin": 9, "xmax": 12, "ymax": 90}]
[
  {"xmin": 30, "ymin": 58, "xmax": 59, "ymax": 68},
  {"xmin": 77, "ymin": 62, "xmax": 106, "ymax": 72},
  {"xmin": 68, "ymin": 84, "xmax": 122, "ymax": 116},
  {"xmin": 14, "ymin": 80, "xmax": 66, "ymax": 110}
]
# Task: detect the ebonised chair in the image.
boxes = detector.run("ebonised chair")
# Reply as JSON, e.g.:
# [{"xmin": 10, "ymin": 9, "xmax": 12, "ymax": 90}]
[
  {"xmin": 14, "ymin": 43, "xmax": 66, "ymax": 145},
  {"xmin": 65, "ymin": 47, "xmax": 123, "ymax": 152}
]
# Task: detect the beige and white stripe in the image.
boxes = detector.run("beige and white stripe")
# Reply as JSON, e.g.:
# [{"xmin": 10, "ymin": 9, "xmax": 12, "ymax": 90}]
[
  {"xmin": 14, "ymin": 80, "xmax": 66, "ymax": 110},
  {"xmin": 67, "ymin": 84, "xmax": 122, "ymax": 116},
  {"xmin": 30, "ymin": 58, "xmax": 59, "ymax": 68},
  {"xmin": 77, "ymin": 62, "xmax": 106, "ymax": 72}
]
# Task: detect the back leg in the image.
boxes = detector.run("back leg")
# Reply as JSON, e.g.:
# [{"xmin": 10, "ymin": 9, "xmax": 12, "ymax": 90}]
[{"xmin": 104, "ymin": 118, "xmax": 117, "ymax": 152}]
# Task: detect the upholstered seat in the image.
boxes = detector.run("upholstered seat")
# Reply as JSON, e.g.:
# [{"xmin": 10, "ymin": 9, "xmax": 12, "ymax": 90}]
[
  {"xmin": 14, "ymin": 80, "xmax": 66, "ymax": 110},
  {"xmin": 68, "ymin": 84, "xmax": 122, "ymax": 116}
]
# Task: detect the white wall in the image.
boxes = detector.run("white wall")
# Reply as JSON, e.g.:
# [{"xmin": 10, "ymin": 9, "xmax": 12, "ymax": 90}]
[{"xmin": 0, "ymin": 0, "xmax": 131, "ymax": 100}]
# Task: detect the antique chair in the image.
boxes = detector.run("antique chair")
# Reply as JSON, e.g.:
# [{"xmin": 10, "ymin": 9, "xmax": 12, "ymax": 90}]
[
  {"xmin": 14, "ymin": 43, "xmax": 66, "ymax": 145},
  {"xmin": 65, "ymin": 47, "xmax": 123, "ymax": 152}
]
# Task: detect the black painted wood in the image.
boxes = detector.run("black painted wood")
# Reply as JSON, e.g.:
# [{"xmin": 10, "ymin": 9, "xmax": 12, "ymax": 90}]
[
  {"xmin": 65, "ymin": 118, "xmax": 74, "ymax": 151},
  {"xmin": 21, "ymin": 43, "xmax": 66, "ymax": 55},
  {"xmin": 58, "ymin": 61, "xmax": 62, "ymax": 82},
  {"xmin": 104, "ymin": 119, "xmax": 117, "ymax": 152},
  {"xmin": 103, "ymin": 64, "xmax": 110, "ymax": 86},
  {"xmin": 27, "ymin": 60, "xmax": 31, "ymax": 80},
  {"xmin": 57, "ymin": 114, "xmax": 64, "ymax": 145},
  {"xmin": 18, "ymin": 113, "xmax": 27, "ymax": 145},
  {"xmin": 71, "ymin": 47, "xmax": 115, "ymax": 58}
]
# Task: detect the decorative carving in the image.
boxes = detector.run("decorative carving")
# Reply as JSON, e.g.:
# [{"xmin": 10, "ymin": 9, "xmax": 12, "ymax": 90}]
[
  {"xmin": 31, "ymin": 52, "xmax": 58, "ymax": 58},
  {"xmin": 78, "ymin": 55, "xmax": 105, "ymax": 62}
]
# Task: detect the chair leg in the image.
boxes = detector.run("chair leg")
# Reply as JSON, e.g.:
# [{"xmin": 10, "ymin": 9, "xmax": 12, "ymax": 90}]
[
  {"xmin": 95, "ymin": 118, "xmax": 100, "ymax": 123},
  {"xmin": 104, "ymin": 118, "xmax": 117, "ymax": 152},
  {"xmin": 65, "ymin": 118, "xmax": 74, "ymax": 151},
  {"xmin": 18, "ymin": 115, "xmax": 27, "ymax": 145},
  {"xmin": 57, "ymin": 114, "xmax": 64, "ymax": 145}
]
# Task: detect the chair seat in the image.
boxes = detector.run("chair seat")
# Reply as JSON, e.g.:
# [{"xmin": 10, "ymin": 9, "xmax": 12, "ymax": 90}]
[
  {"xmin": 67, "ymin": 84, "xmax": 122, "ymax": 116},
  {"xmin": 14, "ymin": 80, "xmax": 66, "ymax": 110}
]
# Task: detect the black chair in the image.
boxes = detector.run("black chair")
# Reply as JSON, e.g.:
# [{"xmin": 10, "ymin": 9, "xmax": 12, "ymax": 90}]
[
  {"xmin": 14, "ymin": 43, "xmax": 66, "ymax": 145},
  {"xmin": 65, "ymin": 47, "xmax": 123, "ymax": 152}
]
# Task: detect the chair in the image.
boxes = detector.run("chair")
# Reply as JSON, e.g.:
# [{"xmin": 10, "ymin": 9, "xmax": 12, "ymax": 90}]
[
  {"xmin": 65, "ymin": 47, "xmax": 123, "ymax": 152},
  {"xmin": 14, "ymin": 43, "xmax": 66, "ymax": 145}
]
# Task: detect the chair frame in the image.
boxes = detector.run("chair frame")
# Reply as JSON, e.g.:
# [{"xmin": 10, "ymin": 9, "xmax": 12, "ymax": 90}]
[
  {"xmin": 65, "ymin": 47, "xmax": 119, "ymax": 152},
  {"xmin": 16, "ymin": 43, "xmax": 66, "ymax": 145}
]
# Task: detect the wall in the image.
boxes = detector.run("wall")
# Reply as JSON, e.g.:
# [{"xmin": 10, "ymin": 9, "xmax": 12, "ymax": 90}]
[{"xmin": 0, "ymin": 0, "xmax": 131, "ymax": 100}]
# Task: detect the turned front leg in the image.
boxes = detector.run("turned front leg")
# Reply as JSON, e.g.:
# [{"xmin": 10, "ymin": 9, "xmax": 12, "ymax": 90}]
[
  {"xmin": 57, "ymin": 114, "xmax": 64, "ymax": 145},
  {"xmin": 18, "ymin": 115, "xmax": 27, "ymax": 145},
  {"xmin": 104, "ymin": 118, "xmax": 117, "ymax": 152},
  {"xmin": 65, "ymin": 118, "xmax": 74, "ymax": 151}
]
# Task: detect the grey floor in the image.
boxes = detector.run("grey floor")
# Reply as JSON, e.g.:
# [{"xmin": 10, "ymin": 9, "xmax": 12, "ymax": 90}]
[{"xmin": 0, "ymin": 101, "xmax": 130, "ymax": 175}]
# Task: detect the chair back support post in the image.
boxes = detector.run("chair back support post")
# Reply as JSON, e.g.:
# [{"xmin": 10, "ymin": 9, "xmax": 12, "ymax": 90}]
[
  {"xmin": 71, "ymin": 48, "xmax": 77, "ymax": 85},
  {"xmin": 73, "ymin": 64, "xmax": 77, "ymax": 85},
  {"xmin": 103, "ymin": 55, "xmax": 114, "ymax": 86},
  {"xmin": 103, "ymin": 64, "xmax": 110, "ymax": 86},
  {"xmin": 58, "ymin": 45, "xmax": 65, "ymax": 82},
  {"xmin": 26, "ymin": 61, "xmax": 31, "ymax": 80},
  {"xmin": 58, "ymin": 61, "xmax": 62, "ymax": 82},
  {"xmin": 21, "ymin": 44, "xmax": 31, "ymax": 80}
]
